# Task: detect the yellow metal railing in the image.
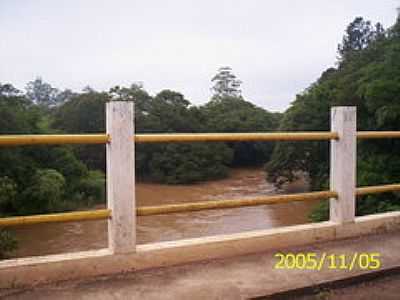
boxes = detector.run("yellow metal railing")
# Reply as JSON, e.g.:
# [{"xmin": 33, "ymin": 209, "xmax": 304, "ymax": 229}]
[
  {"xmin": 136, "ymin": 184, "xmax": 400, "ymax": 216},
  {"xmin": 135, "ymin": 132, "xmax": 339, "ymax": 143},
  {"xmin": 2, "ymin": 131, "xmax": 400, "ymax": 146},
  {"xmin": 1, "ymin": 131, "xmax": 400, "ymax": 227},
  {"xmin": 356, "ymin": 184, "xmax": 400, "ymax": 196},
  {"xmin": 0, "ymin": 209, "xmax": 111, "ymax": 227},
  {"xmin": 357, "ymin": 131, "xmax": 400, "ymax": 139},
  {"xmin": 2, "ymin": 182, "xmax": 400, "ymax": 225},
  {"xmin": 137, "ymin": 191, "xmax": 338, "ymax": 216},
  {"xmin": 0, "ymin": 134, "xmax": 109, "ymax": 146}
]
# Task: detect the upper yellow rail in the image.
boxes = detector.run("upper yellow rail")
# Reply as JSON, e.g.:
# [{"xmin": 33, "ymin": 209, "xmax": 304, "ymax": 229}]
[
  {"xmin": 1, "ymin": 131, "xmax": 400, "ymax": 146},
  {"xmin": 135, "ymin": 132, "xmax": 339, "ymax": 143},
  {"xmin": 0, "ymin": 134, "xmax": 109, "ymax": 146}
]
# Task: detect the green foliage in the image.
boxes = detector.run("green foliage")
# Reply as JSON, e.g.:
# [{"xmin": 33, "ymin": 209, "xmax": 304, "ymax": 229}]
[
  {"xmin": 0, "ymin": 58, "xmax": 279, "ymax": 255},
  {"xmin": 0, "ymin": 86, "xmax": 41, "ymax": 134},
  {"xmin": 75, "ymin": 170, "xmax": 106, "ymax": 206},
  {"xmin": 0, "ymin": 229, "xmax": 17, "ymax": 259},
  {"xmin": 52, "ymin": 83, "xmax": 279, "ymax": 184},
  {"xmin": 202, "ymin": 96, "xmax": 281, "ymax": 165},
  {"xmin": 338, "ymin": 17, "xmax": 384, "ymax": 62},
  {"xmin": 134, "ymin": 89, "xmax": 235, "ymax": 183},
  {"xmin": 18, "ymin": 169, "xmax": 66, "ymax": 214},
  {"xmin": 53, "ymin": 90, "xmax": 108, "ymax": 133},
  {"xmin": 0, "ymin": 84, "xmax": 107, "ymax": 220},
  {"xmin": 53, "ymin": 90, "xmax": 108, "ymax": 170},
  {"xmin": 148, "ymin": 143, "xmax": 233, "ymax": 184},
  {"xmin": 0, "ymin": 177, "xmax": 17, "ymax": 217},
  {"xmin": 309, "ymin": 200, "xmax": 329, "ymax": 222},
  {"xmin": 26, "ymin": 77, "xmax": 74, "ymax": 107},
  {"xmin": 265, "ymin": 16, "xmax": 400, "ymax": 220}
]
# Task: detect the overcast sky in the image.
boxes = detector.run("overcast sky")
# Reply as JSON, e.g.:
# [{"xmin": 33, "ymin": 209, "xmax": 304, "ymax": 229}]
[{"xmin": 1, "ymin": 1, "xmax": 399, "ymax": 111}]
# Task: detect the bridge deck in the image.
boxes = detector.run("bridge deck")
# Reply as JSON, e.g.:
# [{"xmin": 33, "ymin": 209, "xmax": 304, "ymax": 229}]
[{"xmin": 2, "ymin": 230, "xmax": 400, "ymax": 300}]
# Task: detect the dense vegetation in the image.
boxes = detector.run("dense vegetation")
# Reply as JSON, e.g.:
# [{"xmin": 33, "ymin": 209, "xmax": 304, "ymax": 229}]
[
  {"xmin": 52, "ymin": 79, "xmax": 281, "ymax": 183},
  {"xmin": 2, "ymin": 13, "xmax": 400, "ymax": 257},
  {"xmin": 0, "ymin": 68, "xmax": 279, "ymax": 257},
  {"xmin": 266, "ymin": 15, "xmax": 400, "ymax": 220}
]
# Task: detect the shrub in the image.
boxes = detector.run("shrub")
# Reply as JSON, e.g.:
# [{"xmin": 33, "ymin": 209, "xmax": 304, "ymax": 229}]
[
  {"xmin": 18, "ymin": 169, "xmax": 66, "ymax": 214},
  {"xmin": 0, "ymin": 176, "xmax": 17, "ymax": 216},
  {"xmin": 148, "ymin": 143, "xmax": 233, "ymax": 184},
  {"xmin": 0, "ymin": 229, "xmax": 17, "ymax": 259},
  {"xmin": 75, "ymin": 171, "xmax": 106, "ymax": 206}
]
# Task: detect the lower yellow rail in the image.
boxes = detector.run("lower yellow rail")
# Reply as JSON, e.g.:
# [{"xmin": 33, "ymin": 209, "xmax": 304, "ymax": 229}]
[
  {"xmin": 0, "ymin": 209, "xmax": 111, "ymax": 227},
  {"xmin": 2, "ymin": 183, "xmax": 400, "ymax": 226},
  {"xmin": 356, "ymin": 184, "xmax": 400, "ymax": 196},
  {"xmin": 137, "ymin": 191, "xmax": 337, "ymax": 216},
  {"xmin": 357, "ymin": 131, "xmax": 400, "ymax": 139}
]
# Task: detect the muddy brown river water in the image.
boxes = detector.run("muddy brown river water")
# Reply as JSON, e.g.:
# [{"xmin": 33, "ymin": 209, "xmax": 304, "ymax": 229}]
[{"xmin": 10, "ymin": 168, "xmax": 317, "ymax": 258}]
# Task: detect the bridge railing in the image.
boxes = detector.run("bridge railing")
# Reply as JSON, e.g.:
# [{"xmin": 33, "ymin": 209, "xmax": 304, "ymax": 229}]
[{"xmin": 1, "ymin": 103, "xmax": 400, "ymax": 255}]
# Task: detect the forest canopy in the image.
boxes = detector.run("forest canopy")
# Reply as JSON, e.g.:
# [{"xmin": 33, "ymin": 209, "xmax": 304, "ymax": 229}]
[
  {"xmin": 265, "ymin": 15, "xmax": 400, "ymax": 220},
  {"xmin": 0, "ymin": 68, "xmax": 280, "ymax": 218}
]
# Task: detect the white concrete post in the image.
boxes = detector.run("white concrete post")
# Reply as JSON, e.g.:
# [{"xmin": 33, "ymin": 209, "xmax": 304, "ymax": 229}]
[
  {"xmin": 106, "ymin": 101, "xmax": 136, "ymax": 253},
  {"xmin": 330, "ymin": 106, "xmax": 356, "ymax": 223}
]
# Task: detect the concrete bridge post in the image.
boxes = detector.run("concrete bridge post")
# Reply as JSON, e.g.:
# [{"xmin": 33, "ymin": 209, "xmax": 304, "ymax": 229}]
[
  {"xmin": 106, "ymin": 101, "xmax": 136, "ymax": 253},
  {"xmin": 330, "ymin": 106, "xmax": 357, "ymax": 223}
]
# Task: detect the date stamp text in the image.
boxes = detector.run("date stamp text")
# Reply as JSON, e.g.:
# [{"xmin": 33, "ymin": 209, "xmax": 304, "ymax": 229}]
[{"xmin": 274, "ymin": 252, "xmax": 381, "ymax": 271}]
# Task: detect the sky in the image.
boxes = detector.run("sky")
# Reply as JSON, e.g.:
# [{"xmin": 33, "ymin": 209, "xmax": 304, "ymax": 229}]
[{"xmin": 1, "ymin": 1, "xmax": 399, "ymax": 112}]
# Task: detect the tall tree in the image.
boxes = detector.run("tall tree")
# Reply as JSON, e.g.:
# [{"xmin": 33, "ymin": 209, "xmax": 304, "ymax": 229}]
[
  {"xmin": 25, "ymin": 77, "xmax": 60, "ymax": 107},
  {"xmin": 211, "ymin": 67, "xmax": 242, "ymax": 99},
  {"xmin": 338, "ymin": 17, "xmax": 384, "ymax": 62}
]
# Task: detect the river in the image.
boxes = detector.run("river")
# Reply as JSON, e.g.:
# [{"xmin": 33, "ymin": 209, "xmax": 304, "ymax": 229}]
[{"xmin": 10, "ymin": 168, "xmax": 316, "ymax": 258}]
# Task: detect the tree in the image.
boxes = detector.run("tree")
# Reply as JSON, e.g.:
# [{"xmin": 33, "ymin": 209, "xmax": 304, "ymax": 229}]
[
  {"xmin": 266, "ymin": 16, "xmax": 400, "ymax": 220},
  {"xmin": 26, "ymin": 77, "xmax": 60, "ymax": 107},
  {"xmin": 53, "ymin": 90, "xmax": 109, "ymax": 170},
  {"xmin": 0, "ymin": 83, "xmax": 21, "ymax": 97},
  {"xmin": 147, "ymin": 143, "xmax": 233, "ymax": 184},
  {"xmin": 55, "ymin": 89, "xmax": 77, "ymax": 103},
  {"xmin": 338, "ymin": 17, "xmax": 384, "ymax": 62},
  {"xmin": 148, "ymin": 90, "xmax": 193, "ymax": 132},
  {"xmin": 18, "ymin": 169, "xmax": 66, "ymax": 214},
  {"xmin": 211, "ymin": 67, "xmax": 242, "ymax": 99},
  {"xmin": 202, "ymin": 96, "xmax": 281, "ymax": 165},
  {"xmin": 133, "ymin": 89, "xmax": 234, "ymax": 183},
  {"xmin": 109, "ymin": 82, "xmax": 145, "ymax": 102},
  {"xmin": 0, "ymin": 83, "xmax": 103, "ymax": 217}
]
